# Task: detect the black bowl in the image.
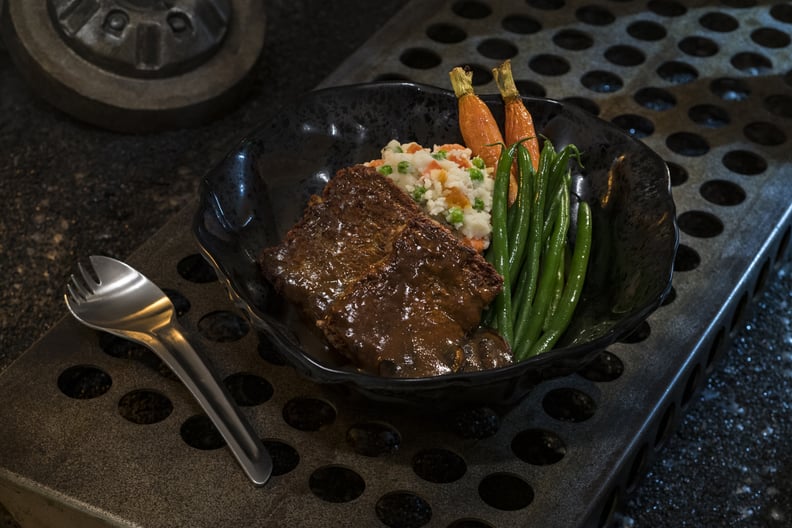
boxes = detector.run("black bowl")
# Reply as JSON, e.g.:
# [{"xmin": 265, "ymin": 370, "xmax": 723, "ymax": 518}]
[{"xmin": 193, "ymin": 82, "xmax": 678, "ymax": 408}]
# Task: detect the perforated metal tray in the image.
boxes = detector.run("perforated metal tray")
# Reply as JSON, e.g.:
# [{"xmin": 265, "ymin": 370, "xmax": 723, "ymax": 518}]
[{"xmin": 2, "ymin": 1, "xmax": 791, "ymax": 527}]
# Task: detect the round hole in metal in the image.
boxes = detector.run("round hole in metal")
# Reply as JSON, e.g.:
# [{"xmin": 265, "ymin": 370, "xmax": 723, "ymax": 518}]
[
  {"xmin": 476, "ymin": 38, "xmax": 518, "ymax": 60},
  {"xmin": 447, "ymin": 519, "xmax": 494, "ymax": 528},
  {"xmin": 654, "ymin": 403, "xmax": 676, "ymax": 449},
  {"xmin": 666, "ymin": 132, "xmax": 709, "ymax": 156},
  {"xmin": 447, "ymin": 406, "xmax": 501, "ymax": 439},
  {"xmin": 764, "ymin": 94, "xmax": 792, "ymax": 118},
  {"xmin": 771, "ymin": 3, "xmax": 792, "ymax": 23},
  {"xmin": 412, "ymin": 448, "xmax": 467, "ymax": 483},
  {"xmin": 731, "ymin": 51, "xmax": 773, "ymax": 76},
  {"xmin": 706, "ymin": 327, "xmax": 726, "ymax": 370},
  {"xmin": 400, "ymin": 48, "xmax": 442, "ymax": 70},
  {"xmin": 347, "ymin": 422, "xmax": 401, "ymax": 457},
  {"xmin": 511, "ymin": 428, "xmax": 567, "ymax": 465},
  {"xmin": 666, "ymin": 161, "xmax": 688, "ymax": 186},
  {"xmin": 516, "ymin": 79, "xmax": 546, "ymax": 97},
  {"xmin": 678, "ymin": 211, "xmax": 724, "ymax": 238},
  {"xmin": 478, "ymin": 473, "xmax": 534, "ymax": 510},
  {"xmin": 99, "ymin": 333, "xmax": 177, "ymax": 380},
  {"xmin": 262, "ymin": 439, "xmax": 300, "ymax": 476},
  {"xmin": 625, "ymin": 444, "xmax": 649, "ymax": 492},
  {"xmin": 257, "ymin": 333, "xmax": 287, "ymax": 366},
  {"xmin": 611, "ymin": 114, "xmax": 654, "ymax": 139},
  {"xmin": 180, "ymin": 414, "xmax": 225, "ymax": 450},
  {"xmin": 553, "ymin": 28, "xmax": 593, "ymax": 50},
  {"xmin": 698, "ymin": 11, "xmax": 739, "ymax": 32},
  {"xmin": 657, "ymin": 61, "xmax": 698, "ymax": 84},
  {"xmin": 776, "ymin": 227, "xmax": 791, "ymax": 262},
  {"xmin": 563, "ymin": 96, "xmax": 599, "ymax": 115},
  {"xmin": 58, "ymin": 365, "xmax": 112, "ymax": 399},
  {"xmin": 118, "ymin": 389, "xmax": 173, "ymax": 425},
  {"xmin": 700, "ymin": 179, "xmax": 746, "ymax": 206},
  {"xmin": 581, "ymin": 70, "xmax": 623, "ymax": 93},
  {"xmin": 688, "ymin": 104, "xmax": 730, "ymax": 128},
  {"xmin": 661, "ymin": 286, "xmax": 676, "ymax": 306},
  {"xmin": 681, "ymin": 364, "xmax": 702, "ymax": 408},
  {"xmin": 527, "ymin": 0, "xmax": 565, "ymax": 10},
  {"xmin": 282, "ymin": 397, "xmax": 336, "ymax": 431},
  {"xmin": 751, "ymin": 27, "xmax": 790, "ymax": 48},
  {"xmin": 754, "ymin": 259, "xmax": 772, "ymax": 298},
  {"xmin": 575, "ymin": 4, "xmax": 615, "ymax": 25},
  {"xmin": 627, "ymin": 20, "xmax": 666, "ymax": 41},
  {"xmin": 176, "ymin": 253, "xmax": 217, "ymax": 283},
  {"xmin": 451, "ymin": 0, "xmax": 492, "ymax": 19},
  {"xmin": 648, "ymin": 0, "xmax": 687, "ymax": 17},
  {"xmin": 620, "ymin": 320, "xmax": 651, "ymax": 344},
  {"xmin": 744, "ymin": 121, "xmax": 787, "ymax": 146},
  {"xmin": 223, "ymin": 372, "xmax": 273, "ymax": 406},
  {"xmin": 674, "ymin": 243, "xmax": 701, "ymax": 272},
  {"xmin": 578, "ymin": 350, "xmax": 624, "ymax": 382},
  {"xmin": 721, "ymin": 0, "xmax": 757, "ymax": 7},
  {"xmin": 197, "ymin": 310, "xmax": 249, "ymax": 342},
  {"xmin": 161, "ymin": 288, "xmax": 190, "ymax": 317},
  {"xmin": 722, "ymin": 150, "xmax": 767, "ymax": 176},
  {"xmin": 710, "ymin": 77, "xmax": 751, "ymax": 101},
  {"xmin": 466, "ymin": 63, "xmax": 493, "ymax": 85},
  {"xmin": 529, "ymin": 54, "xmax": 570, "ymax": 76},
  {"xmin": 604, "ymin": 44, "xmax": 645, "ymax": 66},
  {"xmin": 598, "ymin": 487, "xmax": 620, "ymax": 528},
  {"xmin": 502, "ymin": 14, "xmax": 541, "ymax": 35},
  {"xmin": 634, "ymin": 87, "xmax": 676, "ymax": 111},
  {"xmin": 426, "ymin": 23, "xmax": 467, "ymax": 44},
  {"xmin": 542, "ymin": 388, "xmax": 596, "ymax": 422},
  {"xmin": 309, "ymin": 465, "xmax": 365, "ymax": 503},
  {"xmin": 376, "ymin": 491, "xmax": 433, "ymax": 528},
  {"xmin": 678, "ymin": 36, "xmax": 718, "ymax": 57}
]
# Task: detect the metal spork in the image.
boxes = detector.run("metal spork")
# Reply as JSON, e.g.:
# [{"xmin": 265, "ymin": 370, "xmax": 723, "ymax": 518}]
[{"xmin": 64, "ymin": 255, "xmax": 272, "ymax": 486}]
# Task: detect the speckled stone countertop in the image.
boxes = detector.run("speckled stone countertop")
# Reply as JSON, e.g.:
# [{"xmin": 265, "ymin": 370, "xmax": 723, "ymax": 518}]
[{"xmin": 1, "ymin": 1, "xmax": 791, "ymax": 527}]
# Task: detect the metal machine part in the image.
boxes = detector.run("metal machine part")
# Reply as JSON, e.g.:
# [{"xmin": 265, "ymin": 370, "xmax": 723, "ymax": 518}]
[{"xmin": 0, "ymin": 0, "xmax": 264, "ymax": 132}]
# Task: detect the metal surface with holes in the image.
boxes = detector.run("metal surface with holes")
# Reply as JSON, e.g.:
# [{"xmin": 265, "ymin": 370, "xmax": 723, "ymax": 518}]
[{"xmin": 1, "ymin": 1, "xmax": 791, "ymax": 527}]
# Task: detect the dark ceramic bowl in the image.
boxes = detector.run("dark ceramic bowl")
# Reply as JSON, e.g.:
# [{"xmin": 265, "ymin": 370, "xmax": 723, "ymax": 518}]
[{"xmin": 193, "ymin": 82, "xmax": 678, "ymax": 408}]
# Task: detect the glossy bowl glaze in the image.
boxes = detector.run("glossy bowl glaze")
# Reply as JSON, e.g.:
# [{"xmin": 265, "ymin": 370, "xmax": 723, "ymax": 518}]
[{"xmin": 193, "ymin": 82, "xmax": 678, "ymax": 408}]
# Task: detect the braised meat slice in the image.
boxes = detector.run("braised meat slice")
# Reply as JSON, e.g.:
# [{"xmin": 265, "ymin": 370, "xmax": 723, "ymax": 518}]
[
  {"xmin": 319, "ymin": 215, "xmax": 505, "ymax": 378},
  {"xmin": 259, "ymin": 164, "xmax": 424, "ymax": 322},
  {"xmin": 259, "ymin": 164, "xmax": 507, "ymax": 378}
]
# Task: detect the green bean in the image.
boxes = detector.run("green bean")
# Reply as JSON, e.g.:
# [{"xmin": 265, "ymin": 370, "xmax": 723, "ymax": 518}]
[
  {"xmin": 544, "ymin": 144, "xmax": 581, "ymax": 216},
  {"xmin": 513, "ymin": 183, "xmax": 570, "ymax": 361},
  {"xmin": 541, "ymin": 173, "xmax": 568, "ymax": 247},
  {"xmin": 527, "ymin": 200, "xmax": 593, "ymax": 358},
  {"xmin": 511, "ymin": 140, "xmax": 553, "ymax": 317},
  {"xmin": 543, "ymin": 246, "xmax": 566, "ymax": 331},
  {"xmin": 507, "ymin": 143, "xmax": 535, "ymax": 277},
  {"xmin": 489, "ymin": 144, "xmax": 516, "ymax": 346}
]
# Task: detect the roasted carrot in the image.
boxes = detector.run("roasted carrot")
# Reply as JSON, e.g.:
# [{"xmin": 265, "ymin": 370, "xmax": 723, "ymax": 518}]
[
  {"xmin": 492, "ymin": 60, "xmax": 541, "ymax": 172},
  {"xmin": 449, "ymin": 67, "xmax": 518, "ymax": 205}
]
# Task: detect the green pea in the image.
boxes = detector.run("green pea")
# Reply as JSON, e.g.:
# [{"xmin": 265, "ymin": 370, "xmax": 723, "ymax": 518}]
[
  {"xmin": 397, "ymin": 161, "xmax": 411, "ymax": 174},
  {"xmin": 472, "ymin": 156, "xmax": 486, "ymax": 169},
  {"xmin": 432, "ymin": 150, "xmax": 448, "ymax": 160},
  {"xmin": 377, "ymin": 164, "xmax": 393, "ymax": 176},
  {"xmin": 473, "ymin": 197, "xmax": 485, "ymax": 211},
  {"xmin": 469, "ymin": 167, "xmax": 484, "ymax": 182},
  {"xmin": 446, "ymin": 206, "xmax": 464, "ymax": 225},
  {"xmin": 411, "ymin": 186, "xmax": 427, "ymax": 202}
]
